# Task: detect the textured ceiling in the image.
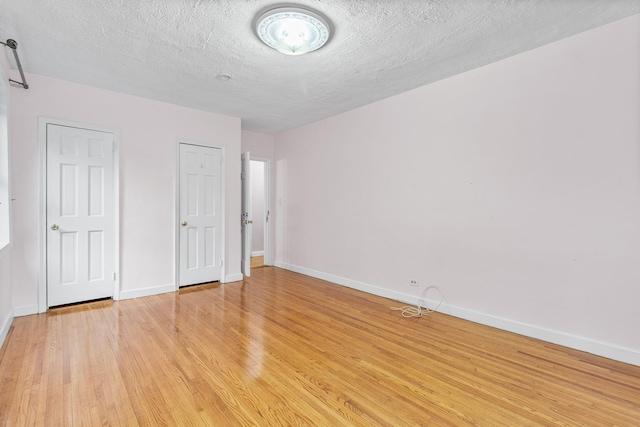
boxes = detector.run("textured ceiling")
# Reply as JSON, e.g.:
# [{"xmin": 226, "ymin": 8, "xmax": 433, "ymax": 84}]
[{"xmin": 1, "ymin": 1, "xmax": 639, "ymax": 134}]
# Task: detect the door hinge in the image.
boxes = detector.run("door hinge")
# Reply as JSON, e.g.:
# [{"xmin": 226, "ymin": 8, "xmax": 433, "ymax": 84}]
[
  {"xmin": 220, "ymin": 260, "xmax": 223, "ymax": 267},
  {"xmin": 113, "ymin": 272, "xmax": 116, "ymax": 280}
]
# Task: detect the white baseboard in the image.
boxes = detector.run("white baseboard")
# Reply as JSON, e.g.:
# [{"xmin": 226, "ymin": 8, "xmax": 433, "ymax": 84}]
[
  {"xmin": 0, "ymin": 308, "xmax": 13, "ymax": 350},
  {"xmin": 13, "ymin": 304, "xmax": 39, "ymax": 317},
  {"xmin": 119, "ymin": 283, "xmax": 175, "ymax": 300},
  {"xmin": 225, "ymin": 273, "xmax": 243, "ymax": 283},
  {"xmin": 274, "ymin": 261, "xmax": 640, "ymax": 367},
  {"xmin": 251, "ymin": 251, "xmax": 264, "ymax": 257}
]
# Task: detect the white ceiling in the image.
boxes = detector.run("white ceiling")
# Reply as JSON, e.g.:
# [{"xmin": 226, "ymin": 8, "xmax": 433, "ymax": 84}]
[{"xmin": 1, "ymin": 1, "xmax": 638, "ymax": 134}]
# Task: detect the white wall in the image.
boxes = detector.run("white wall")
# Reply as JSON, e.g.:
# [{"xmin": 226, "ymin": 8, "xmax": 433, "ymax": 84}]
[
  {"xmin": 0, "ymin": 49, "xmax": 13, "ymax": 348},
  {"xmin": 0, "ymin": 252, "xmax": 10, "ymax": 348},
  {"xmin": 9, "ymin": 73, "xmax": 242, "ymax": 312},
  {"xmin": 274, "ymin": 15, "xmax": 640, "ymax": 365},
  {"xmin": 241, "ymin": 130, "xmax": 275, "ymax": 159}
]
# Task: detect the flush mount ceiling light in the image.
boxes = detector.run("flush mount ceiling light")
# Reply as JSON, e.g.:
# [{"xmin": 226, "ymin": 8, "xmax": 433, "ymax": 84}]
[{"xmin": 255, "ymin": 6, "xmax": 331, "ymax": 56}]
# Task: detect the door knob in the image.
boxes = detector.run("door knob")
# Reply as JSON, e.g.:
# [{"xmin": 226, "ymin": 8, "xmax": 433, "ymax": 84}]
[
  {"xmin": 51, "ymin": 224, "xmax": 59, "ymax": 230},
  {"xmin": 181, "ymin": 221, "xmax": 187, "ymax": 226},
  {"xmin": 248, "ymin": 220, "xmax": 253, "ymax": 224}
]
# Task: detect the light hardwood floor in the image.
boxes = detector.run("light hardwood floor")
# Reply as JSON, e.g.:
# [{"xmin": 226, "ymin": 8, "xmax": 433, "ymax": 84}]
[
  {"xmin": 250, "ymin": 255, "xmax": 264, "ymax": 269},
  {"xmin": 1, "ymin": 267, "xmax": 639, "ymax": 426}
]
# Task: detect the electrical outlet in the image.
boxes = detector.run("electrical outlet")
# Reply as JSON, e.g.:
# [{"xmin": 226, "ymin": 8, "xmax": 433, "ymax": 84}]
[{"xmin": 409, "ymin": 278, "xmax": 419, "ymax": 287}]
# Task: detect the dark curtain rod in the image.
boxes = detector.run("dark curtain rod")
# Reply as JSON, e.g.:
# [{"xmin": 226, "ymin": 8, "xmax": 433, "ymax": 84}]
[{"xmin": 1, "ymin": 39, "xmax": 28, "ymax": 89}]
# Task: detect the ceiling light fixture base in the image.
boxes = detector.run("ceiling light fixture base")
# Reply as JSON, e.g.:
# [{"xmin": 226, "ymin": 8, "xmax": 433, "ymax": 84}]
[{"xmin": 255, "ymin": 6, "xmax": 331, "ymax": 56}]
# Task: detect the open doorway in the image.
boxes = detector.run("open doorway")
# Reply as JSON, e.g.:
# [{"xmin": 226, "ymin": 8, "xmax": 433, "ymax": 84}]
[
  {"xmin": 250, "ymin": 159, "xmax": 267, "ymax": 269},
  {"xmin": 241, "ymin": 153, "xmax": 271, "ymax": 277}
]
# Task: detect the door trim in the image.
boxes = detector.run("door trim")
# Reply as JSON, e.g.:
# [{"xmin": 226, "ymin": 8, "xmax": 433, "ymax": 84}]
[
  {"xmin": 175, "ymin": 140, "xmax": 227, "ymax": 290},
  {"xmin": 241, "ymin": 152, "xmax": 251, "ymax": 276},
  {"xmin": 250, "ymin": 156, "xmax": 272, "ymax": 266},
  {"xmin": 38, "ymin": 117, "xmax": 120, "ymax": 313}
]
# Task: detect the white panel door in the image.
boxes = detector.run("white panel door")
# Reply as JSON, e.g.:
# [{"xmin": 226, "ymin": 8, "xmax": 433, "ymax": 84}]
[
  {"xmin": 179, "ymin": 144, "xmax": 222, "ymax": 286},
  {"xmin": 241, "ymin": 152, "xmax": 252, "ymax": 277},
  {"xmin": 47, "ymin": 124, "xmax": 115, "ymax": 307}
]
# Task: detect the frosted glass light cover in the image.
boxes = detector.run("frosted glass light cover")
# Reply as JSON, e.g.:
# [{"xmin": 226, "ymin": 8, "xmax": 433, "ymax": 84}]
[{"xmin": 256, "ymin": 7, "xmax": 330, "ymax": 55}]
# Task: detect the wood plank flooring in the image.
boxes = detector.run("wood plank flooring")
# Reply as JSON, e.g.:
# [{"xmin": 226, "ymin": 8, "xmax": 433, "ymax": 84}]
[
  {"xmin": 1, "ymin": 267, "xmax": 639, "ymax": 426},
  {"xmin": 250, "ymin": 256, "xmax": 264, "ymax": 269}
]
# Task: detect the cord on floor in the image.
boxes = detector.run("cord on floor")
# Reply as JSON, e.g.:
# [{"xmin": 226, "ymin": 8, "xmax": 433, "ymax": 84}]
[{"xmin": 390, "ymin": 285, "xmax": 448, "ymax": 318}]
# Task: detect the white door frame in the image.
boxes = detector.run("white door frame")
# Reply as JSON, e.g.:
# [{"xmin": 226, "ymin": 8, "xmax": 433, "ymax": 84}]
[
  {"xmin": 250, "ymin": 156, "xmax": 272, "ymax": 266},
  {"xmin": 175, "ymin": 140, "xmax": 226, "ymax": 290},
  {"xmin": 38, "ymin": 117, "xmax": 120, "ymax": 313},
  {"xmin": 241, "ymin": 152, "xmax": 251, "ymax": 276}
]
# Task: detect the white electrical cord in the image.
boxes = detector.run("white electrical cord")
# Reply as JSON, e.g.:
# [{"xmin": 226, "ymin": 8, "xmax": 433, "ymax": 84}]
[{"xmin": 390, "ymin": 285, "xmax": 448, "ymax": 318}]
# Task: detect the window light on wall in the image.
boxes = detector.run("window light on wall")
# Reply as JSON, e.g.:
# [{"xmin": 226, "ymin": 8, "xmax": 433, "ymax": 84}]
[{"xmin": 255, "ymin": 6, "xmax": 331, "ymax": 55}]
